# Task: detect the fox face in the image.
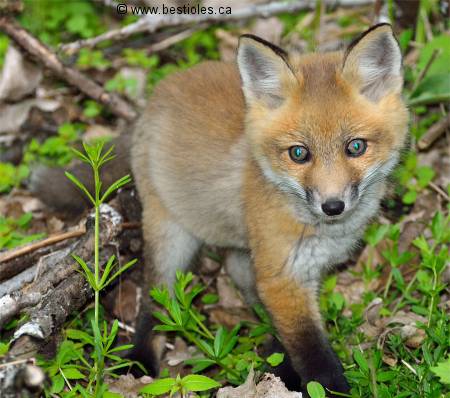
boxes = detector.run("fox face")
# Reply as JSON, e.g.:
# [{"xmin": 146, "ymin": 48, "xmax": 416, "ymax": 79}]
[{"xmin": 238, "ymin": 25, "xmax": 409, "ymax": 228}]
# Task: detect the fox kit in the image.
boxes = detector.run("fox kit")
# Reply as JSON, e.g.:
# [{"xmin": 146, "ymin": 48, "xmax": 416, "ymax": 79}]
[{"xmin": 33, "ymin": 24, "xmax": 408, "ymax": 395}]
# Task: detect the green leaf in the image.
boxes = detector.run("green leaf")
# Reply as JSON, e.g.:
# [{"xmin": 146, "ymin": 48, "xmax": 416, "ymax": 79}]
[
  {"xmin": 168, "ymin": 298, "xmax": 183, "ymax": 326},
  {"xmin": 408, "ymin": 74, "xmax": 450, "ymax": 106},
  {"xmin": 62, "ymin": 367, "xmax": 85, "ymax": 379},
  {"xmin": 306, "ymin": 381, "xmax": 326, "ymax": 398},
  {"xmin": 103, "ymin": 391, "xmax": 123, "ymax": 398},
  {"xmin": 416, "ymin": 166, "xmax": 435, "ymax": 188},
  {"xmin": 376, "ymin": 371, "xmax": 397, "ymax": 382},
  {"xmin": 430, "ymin": 357, "xmax": 450, "ymax": 384},
  {"xmin": 50, "ymin": 374, "xmax": 65, "ymax": 394},
  {"xmin": 65, "ymin": 171, "xmax": 95, "ymax": 205},
  {"xmin": 153, "ymin": 324, "xmax": 182, "ymax": 332},
  {"xmin": 66, "ymin": 329, "xmax": 94, "ymax": 345},
  {"xmin": 99, "ymin": 255, "xmax": 117, "ymax": 288},
  {"xmin": 0, "ymin": 342, "xmax": 10, "ymax": 356},
  {"xmin": 402, "ymin": 189, "xmax": 417, "ymax": 204},
  {"xmin": 72, "ymin": 254, "xmax": 96, "ymax": 289},
  {"xmin": 181, "ymin": 374, "xmax": 221, "ymax": 392},
  {"xmin": 353, "ymin": 350, "xmax": 369, "ymax": 373},
  {"xmin": 417, "ymin": 35, "xmax": 450, "ymax": 76},
  {"xmin": 184, "ymin": 358, "xmax": 216, "ymax": 373},
  {"xmin": 197, "ymin": 339, "xmax": 215, "ymax": 357},
  {"xmin": 213, "ymin": 327, "xmax": 226, "ymax": 358},
  {"xmin": 101, "ymin": 258, "xmax": 137, "ymax": 289},
  {"xmin": 266, "ymin": 352, "xmax": 285, "ymax": 367},
  {"xmin": 140, "ymin": 378, "xmax": 176, "ymax": 395},
  {"xmin": 100, "ymin": 175, "xmax": 131, "ymax": 203},
  {"xmin": 201, "ymin": 293, "xmax": 219, "ymax": 304}
]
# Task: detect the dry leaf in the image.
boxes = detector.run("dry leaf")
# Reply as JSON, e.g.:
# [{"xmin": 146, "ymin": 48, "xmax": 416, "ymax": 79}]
[
  {"xmin": 0, "ymin": 99, "xmax": 60, "ymax": 134},
  {"xmin": 217, "ymin": 368, "xmax": 302, "ymax": 398},
  {"xmin": 0, "ymin": 45, "xmax": 42, "ymax": 102},
  {"xmin": 216, "ymin": 274, "xmax": 245, "ymax": 309},
  {"xmin": 382, "ymin": 353, "xmax": 398, "ymax": 367},
  {"xmin": 107, "ymin": 374, "xmax": 153, "ymax": 398},
  {"xmin": 165, "ymin": 337, "xmax": 195, "ymax": 367}
]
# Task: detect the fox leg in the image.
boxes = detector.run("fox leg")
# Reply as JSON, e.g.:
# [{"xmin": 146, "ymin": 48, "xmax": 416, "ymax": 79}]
[
  {"xmin": 129, "ymin": 190, "xmax": 201, "ymax": 375},
  {"xmin": 225, "ymin": 249, "xmax": 258, "ymax": 305},
  {"xmin": 243, "ymin": 170, "xmax": 349, "ymax": 396},
  {"xmin": 255, "ymin": 270, "xmax": 349, "ymax": 395}
]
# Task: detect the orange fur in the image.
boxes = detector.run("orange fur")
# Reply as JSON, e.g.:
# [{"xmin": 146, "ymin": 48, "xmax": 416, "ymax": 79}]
[{"xmin": 127, "ymin": 25, "xmax": 408, "ymax": 394}]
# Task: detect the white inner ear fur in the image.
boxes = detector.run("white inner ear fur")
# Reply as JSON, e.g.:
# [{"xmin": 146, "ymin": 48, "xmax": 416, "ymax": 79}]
[
  {"xmin": 344, "ymin": 29, "xmax": 403, "ymax": 102},
  {"xmin": 237, "ymin": 39, "xmax": 293, "ymax": 108}
]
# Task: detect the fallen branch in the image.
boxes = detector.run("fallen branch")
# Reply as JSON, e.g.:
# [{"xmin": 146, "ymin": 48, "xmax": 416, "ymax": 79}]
[
  {"xmin": 0, "ymin": 205, "xmax": 122, "ymax": 328},
  {"xmin": 0, "ymin": 237, "xmax": 75, "ymax": 283},
  {"xmin": 61, "ymin": 0, "xmax": 374, "ymax": 54},
  {"xmin": 417, "ymin": 114, "xmax": 450, "ymax": 150},
  {"xmin": 0, "ymin": 16, "xmax": 138, "ymax": 121},
  {"xmin": 0, "ymin": 227, "xmax": 86, "ymax": 264},
  {"xmin": 0, "ymin": 205, "xmax": 127, "ymax": 396}
]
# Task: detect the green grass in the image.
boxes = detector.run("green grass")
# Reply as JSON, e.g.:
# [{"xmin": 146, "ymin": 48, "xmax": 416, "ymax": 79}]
[{"xmin": 321, "ymin": 213, "xmax": 449, "ymax": 397}]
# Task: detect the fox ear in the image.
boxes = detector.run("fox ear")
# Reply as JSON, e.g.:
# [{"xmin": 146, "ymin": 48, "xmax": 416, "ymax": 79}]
[
  {"xmin": 237, "ymin": 35, "xmax": 296, "ymax": 107},
  {"xmin": 342, "ymin": 24, "xmax": 402, "ymax": 102}
]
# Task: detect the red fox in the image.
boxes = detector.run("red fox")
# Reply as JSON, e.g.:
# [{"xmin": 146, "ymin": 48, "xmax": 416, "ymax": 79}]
[{"xmin": 32, "ymin": 24, "xmax": 408, "ymax": 396}]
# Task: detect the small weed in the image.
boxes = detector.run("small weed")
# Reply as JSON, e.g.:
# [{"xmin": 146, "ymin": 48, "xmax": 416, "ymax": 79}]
[
  {"xmin": 149, "ymin": 271, "xmax": 282, "ymax": 387},
  {"xmin": 24, "ymin": 122, "xmax": 84, "ymax": 167},
  {"xmin": 40, "ymin": 142, "xmax": 137, "ymax": 397},
  {"xmin": 0, "ymin": 212, "xmax": 44, "ymax": 250},
  {"xmin": 321, "ymin": 213, "xmax": 450, "ymax": 397},
  {"xmin": 0, "ymin": 162, "xmax": 29, "ymax": 194}
]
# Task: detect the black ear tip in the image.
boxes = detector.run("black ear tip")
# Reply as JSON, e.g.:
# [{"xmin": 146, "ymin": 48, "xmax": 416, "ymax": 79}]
[
  {"xmin": 238, "ymin": 34, "xmax": 288, "ymax": 58},
  {"xmin": 345, "ymin": 23, "xmax": 397, "ymax": 58},
  {"xmin": 239, "ymin": 33, "xmax": 263, "ymax": 42}
]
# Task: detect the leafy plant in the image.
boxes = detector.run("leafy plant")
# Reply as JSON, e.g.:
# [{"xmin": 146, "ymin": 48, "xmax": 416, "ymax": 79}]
[
  {"xmin": 19, "ymin": 0, "xmax": 106, "ymax": 46},
  {"xmin": 322, "ymin": 214, "xmax": 450, "ymax": 398},
  {"xmin": 0, "ymin": 212, "xmax": 44, "ymax": 249},
  {"xmin": 105, "ymin": 73, "xmax": 138, "ymax": 97},
  {"xmin": 24, "ymin": 122, "xmax": 84, "ymax": 166},
  {"xmin": 0, "ymin": 162, "xmax": 29, "ymax": 194},
  {"xmin": 149, "ymin": 271, "xmax": 281, "ymax": 388},
  {"xmin": 0, "ymin": 34, "xmax": 9, "ymax": 67},
  {"xmin": 140, "ymin": 374, "xmax": 220, "ymax": 397},
  {"xmin": 40, "ymin": 142, "xmax": 137, "ymax": 396},
  {"xmin": 83, "ymin": 100, "xmax": 104, "ymax": 119},
  {"xmin": 394, "ymin": 152, "xmax": 435, "ymax": 205}
]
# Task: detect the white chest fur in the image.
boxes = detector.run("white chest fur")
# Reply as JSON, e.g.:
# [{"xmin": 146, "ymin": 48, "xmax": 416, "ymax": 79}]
[{"xmin": 287, "ymin": 227, "xmax": 361, "ymax": 285}]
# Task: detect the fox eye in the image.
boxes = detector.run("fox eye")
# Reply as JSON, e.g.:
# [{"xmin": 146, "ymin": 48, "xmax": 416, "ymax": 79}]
[
  {"xmin": 346, "ymin": 139, "xmax": 367, "ymax": 157},
  {"xmin": 289, "ymin": 145, "xmax": 310, "ymax": 163}
]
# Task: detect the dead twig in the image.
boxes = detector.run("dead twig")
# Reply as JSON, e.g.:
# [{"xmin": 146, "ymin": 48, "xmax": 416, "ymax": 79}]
[
  {"xmin": 0, "ymin": 16, "xmax": 138, "ymax": 121},
  {"xmin": 411, "ymin": 48, "xmax": 440, "ymax": 94},
  {"xmin": 417, "ymin": 114, "xmax": 450, "ymax": 150},
  {"xmin": 60, "ymin": 0, "xmax": 375, "ymax": 54},
  {"xmin": 428, "ymin": 181, "xmax": 450, "ymax": 202},
  {"xmin": 0, "ymin": 227, "xmax": 86, "ymax": 264}
]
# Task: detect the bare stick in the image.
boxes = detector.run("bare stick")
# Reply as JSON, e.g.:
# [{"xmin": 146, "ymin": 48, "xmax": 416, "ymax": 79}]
[
  {"xmin": 411, "ymin": 48, "xmax": 440, "ymax": 93},
  {"xmin": 0, "ymin": 228, "xmax": 86, "ymax": 264},
  {"xmin": 417, "ymin": 114, "xmax": 450, "ymax": 150},
  {"xmin": 61, "ymin": 0, "xmax": 375, "ymax": 54},
  {"xmin": 0, "ymin": 16, "xmax": 138, "ymax": 121},
  {"xmin": 428, "ymin": 182, "xmax": 450, "ymax": 202},
  {"xmin": 148, "ymin": 27, "xmax": 200, "ymax": 53}
]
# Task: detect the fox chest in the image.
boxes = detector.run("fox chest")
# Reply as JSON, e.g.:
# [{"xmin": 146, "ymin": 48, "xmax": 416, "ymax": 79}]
[{"xmin": 287, "ymin": 232, "xmax": 359, "ymax": 284}]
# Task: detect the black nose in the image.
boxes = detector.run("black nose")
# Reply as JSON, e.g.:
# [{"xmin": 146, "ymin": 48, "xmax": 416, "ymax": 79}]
[{"xmin": 321, "ymin": 199, "xmax": 345, "ymax": 216}]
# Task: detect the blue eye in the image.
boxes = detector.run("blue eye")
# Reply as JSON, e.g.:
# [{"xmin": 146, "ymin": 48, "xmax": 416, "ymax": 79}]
[
  {"xmin": 289, "ymin": 145, "xmax": 310, "ymax": 163},
  {"xmin": 346, "ymin": 139, "xmax": 367, "ymax": 157}
]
